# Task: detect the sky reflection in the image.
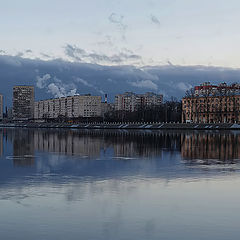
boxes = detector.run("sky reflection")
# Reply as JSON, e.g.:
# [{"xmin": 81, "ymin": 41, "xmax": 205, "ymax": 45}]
[{"xmin": 1, "ymin": 128, "xmax": 240, "ymax": 240}]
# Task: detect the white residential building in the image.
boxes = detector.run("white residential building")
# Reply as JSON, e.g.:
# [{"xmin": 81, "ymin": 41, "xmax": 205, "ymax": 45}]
[
  {"xmin": 34, "ymin": 95, "xmax": 102, "ymax": 120},
  {"xmin": 115, "ymin": 92, "xmax": 163, "ymax": 112}
]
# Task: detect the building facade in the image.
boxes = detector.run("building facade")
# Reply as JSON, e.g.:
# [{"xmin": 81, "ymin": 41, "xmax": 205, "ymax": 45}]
[
  {"xmin": 182, "ymin": 83, "xmax": 240, "ymax": 123},
  {"xmin": 34, "ymin": 95, "xmax": 102, "ymax": 120},
  {"xmin": 115, "ymin": 92, "xmax": 163, "ymax": 112},
  {"xmin": 193, "ymin": 82, "xmax": 240, "ymax": 96},
  {"xmin": 13, "ymin": 86, "xmax": 34, "ymax": 120}
]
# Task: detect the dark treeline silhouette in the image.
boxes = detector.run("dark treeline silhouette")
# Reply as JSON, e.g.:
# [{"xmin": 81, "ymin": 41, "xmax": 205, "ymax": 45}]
[{"xmin": 104, "ymin": 98, "xmax": 182, "ymax": 123}]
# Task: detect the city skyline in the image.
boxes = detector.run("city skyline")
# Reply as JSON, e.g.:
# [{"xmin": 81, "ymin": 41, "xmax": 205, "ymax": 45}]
[{"xmin": 1, "ymin": 2, "xmax": 240, "ymax": 239}]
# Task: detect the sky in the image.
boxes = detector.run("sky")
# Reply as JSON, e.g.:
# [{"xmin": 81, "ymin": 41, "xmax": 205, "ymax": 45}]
[{"xmin": 1, "ymin": 0, "xmax": 240, "ymax": 67}]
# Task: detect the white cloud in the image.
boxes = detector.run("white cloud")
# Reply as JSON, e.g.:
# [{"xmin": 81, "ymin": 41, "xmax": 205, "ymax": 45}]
[
  {"xmin": 47, "ymin": 83, "xmax": 65, "ymax": 98},
  {"xmin": 75, "ymin": 77, "xmax": 105, "ymax": 95},
  {"xmin": 36, "ymin": 74, "xmax": 78, "ymax": 98},
  {"xmin": 130, "ymin": 80, "xmax": 158, "ymax": 90},
  {"xmin": 47, "ymin": 83, "xmax": 78, "ymax": 98},
  {"xmin": 36, "ymin": 74, "xmax": 51, "ymax": 89},
  {"xmin": 75, "ymin": 77, "xmax": 93, "ymax": 88},
  {"xmin": 176, "ymin": 82, "xmax": 193, "ymax": 91}
]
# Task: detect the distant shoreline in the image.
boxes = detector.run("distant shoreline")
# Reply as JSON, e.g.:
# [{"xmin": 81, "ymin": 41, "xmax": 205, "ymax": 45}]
[{"xmin": 0, "ymin": 122, "xmax": 240, "ymax": 130}]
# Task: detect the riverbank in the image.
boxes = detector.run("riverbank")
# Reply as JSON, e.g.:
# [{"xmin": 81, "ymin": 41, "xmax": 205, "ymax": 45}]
[{"xmin": 1, "ymin": 122, "xmax": 240, "ymax": 130}]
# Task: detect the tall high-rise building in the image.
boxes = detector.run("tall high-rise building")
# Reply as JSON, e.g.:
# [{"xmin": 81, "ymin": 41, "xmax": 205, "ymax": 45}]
[
  {"xmin": 13, "ymin": 86, "xmax": 34, "ymax": 120},
  {"xmin": 0, "ymin": 94, "xmax": 3, "ymax": 120}
]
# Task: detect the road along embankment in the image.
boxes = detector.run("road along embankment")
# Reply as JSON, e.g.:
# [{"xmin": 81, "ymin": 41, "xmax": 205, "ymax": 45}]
[{"xmin": 1, "ymin": 122, "xmax": 240, "ymax": 130}]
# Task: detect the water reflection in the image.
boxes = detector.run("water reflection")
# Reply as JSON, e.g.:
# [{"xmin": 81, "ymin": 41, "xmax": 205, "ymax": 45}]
[
  {"xmin": 181, "ymin": 132, "xmax": 240, "ymax": 164},
  {"xmin": 1, "ymin": 128, "xmax": 240, "ymax": 240},
  {"xmin": 32, "ymin": 130, "xmax": 180, "ymax": 158},
  {"xmin": 0, "ymin": 128, "xmax": 239, "ymax": 184},
  {"xmin": 2, "ymin": 128, "xmax": 240, "ymax": 166}
]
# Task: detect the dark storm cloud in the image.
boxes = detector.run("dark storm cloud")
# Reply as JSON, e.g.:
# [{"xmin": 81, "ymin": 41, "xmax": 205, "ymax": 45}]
[{"xmin": 1, "ymin": 54, "xmax": 240, "ymax": 106}]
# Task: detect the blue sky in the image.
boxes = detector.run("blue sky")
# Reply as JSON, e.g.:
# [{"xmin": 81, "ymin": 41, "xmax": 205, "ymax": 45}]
[{"xmin": 1, "ymin": 0, "xmax": 240, "ymax": 67}]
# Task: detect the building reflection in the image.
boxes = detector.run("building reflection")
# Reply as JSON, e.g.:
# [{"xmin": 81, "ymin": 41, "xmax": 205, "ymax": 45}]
[
  {"xmin": 12, "ymin": 129, "xmax": 35, "ymax": 167},
  {"xmin": 1, "ymin": 129, "xmax": 181, "ymax": 163},
  {"xmin": 2, "ymin": 128, "xmax": 240, "ymax": 168},
  {"xmin": 181, "ymin": 132, "xmax": 240, "ymax": 163},
  {"xmin": 33, "ymin": 130, "xmax": 102, "ymax": 158},
  {"xmin": 32, "ymin": 130, "xmax": 181, "ymax": 158}
]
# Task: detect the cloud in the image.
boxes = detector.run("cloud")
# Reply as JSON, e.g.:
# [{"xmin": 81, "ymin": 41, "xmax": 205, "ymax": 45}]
[
  {"xmin": 75, "ymin": 77, "xmax": 105, "ymax": 95},
  {"xmin": 16, "ymin": 52, "xmax": 24, "ymax": 57},
  {"xmin": 40, "ymin": 53, "xmax": 52, "ymax": 59},
  {"xmin": 0, "ymin": 55, "xmax": 22, "ymax": 66},
  {"xmin": 108, "ymin": 13, "xmax": 128, "ymax": 40},
  {"xmin": 47, "ymin": 79, "xmax": 78, "ymax": 98},
  {"xmin": 150, "ymin": 14, "xmax": 161, "ymax": 26},
  {"xmin": 107, "ymin": 78, "xmax": 115, "ymax": 83},
  {"xmin": 108, "ymin": 13, "xmax": 127, "ymax": 30},
  {"xmin": 36, "ymin": 74, "xmax": 78, "ymax": 98},
  {"xmin": 64, "ymin": 44, "xmax": 85, "ymax": 61},
  {"xmin": 64, "ymin": 44, "xmax": 142, "ymax": 65},
  {"xmin": 47, "ymin": 83, "xmax": 66, "ymax": 98},
  {"xmin": 75, "ymin": 77, "xmax": 93, "ymax": 88},
  {"xmin": 176, "ymin": 82, "xmax": 193, "ymax": 92},
  {"xmin": 3, "ymin": 54, "xmax": 240, "ymax": 105},
  {"xmin": 96, "ymin": 35, "xmax": 114, "ymax": 47},
  {"xmin": 130, "ymin": 80, "xmax": 158, "ymax": 90},
  {"xmin": 36, "ymin": 74, "xmax": 51, "ymax": 89}
]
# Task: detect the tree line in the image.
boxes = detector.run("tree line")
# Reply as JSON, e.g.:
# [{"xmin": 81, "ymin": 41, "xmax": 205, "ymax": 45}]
[{"xmin": 104, "ymin": 98, "xmax": 182, "ymax": 123}]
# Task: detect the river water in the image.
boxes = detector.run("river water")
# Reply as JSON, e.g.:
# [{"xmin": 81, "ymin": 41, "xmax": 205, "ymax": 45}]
[{"xmin": 0, "ymin": 128, "xmax": 240, "ymax": 240}]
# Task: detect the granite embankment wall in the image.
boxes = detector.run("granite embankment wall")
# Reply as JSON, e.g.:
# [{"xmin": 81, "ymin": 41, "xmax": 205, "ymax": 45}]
[{"xmin": 1, "ymin": 122, "xmax": 240, "ymax": 130}]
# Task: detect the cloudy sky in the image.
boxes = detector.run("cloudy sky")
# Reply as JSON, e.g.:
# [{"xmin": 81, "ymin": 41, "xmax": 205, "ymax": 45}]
[
  {"xmin": 1, "ymin": 0, "xmax": 240, "ymax": 106},
  {"xmin": 1, "ymin": 0, "xmax": 240, "ymax": 67}
]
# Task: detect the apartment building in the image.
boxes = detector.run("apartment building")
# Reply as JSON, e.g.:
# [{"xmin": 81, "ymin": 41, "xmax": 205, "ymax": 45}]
[
  {"xmin": 182, "ymin": 83, "xmax": 240, "ymax": 123},
  {"xmin": 13, "ymin": 86, "xmax": 34, "ymax": 120},
  {"xmin": 115, "ymin": 92, "xmax": 163, "ymax": 112},
  {"xmin": 194, "ymin": 82, "xmax": 240, "ymax": 96},
  {"xmin": 34, "ymin": 94, "xmax": 102, "ymax": 120}
]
